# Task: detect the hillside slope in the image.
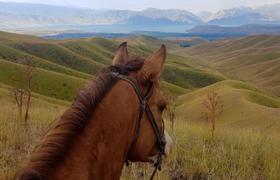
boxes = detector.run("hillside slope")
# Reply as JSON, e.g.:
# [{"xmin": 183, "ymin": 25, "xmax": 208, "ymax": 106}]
[
  {"xmin": 0, "ymin": 59, "xmax": 88, "ymax": 101},
  {"xmin": 180, "ymin": 35, "xmax": 280, "ymax": 96},
  {"xmin": 0, "ymin": 31, "xmax": 225, "ymax": 100},
  {"xmin": 176, "ymin": 80, "xmax": 280, "ymax": 135}
]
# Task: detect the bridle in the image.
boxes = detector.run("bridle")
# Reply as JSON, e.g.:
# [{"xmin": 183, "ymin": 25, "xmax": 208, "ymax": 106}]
[{"xmin": 111, "ymin": 71, "xmax": 166, "ymax": 180}]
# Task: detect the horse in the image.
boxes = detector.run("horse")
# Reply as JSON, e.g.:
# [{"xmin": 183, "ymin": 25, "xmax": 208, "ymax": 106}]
[{"xmin": 18, "ymin": 42, "xmax": 173, "ymax": 180}]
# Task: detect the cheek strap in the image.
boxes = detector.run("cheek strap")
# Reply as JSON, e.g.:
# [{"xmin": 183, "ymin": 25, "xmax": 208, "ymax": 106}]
[{"xmin": 110, "ymin": 72, "xmax": 166, "ymax": 180}]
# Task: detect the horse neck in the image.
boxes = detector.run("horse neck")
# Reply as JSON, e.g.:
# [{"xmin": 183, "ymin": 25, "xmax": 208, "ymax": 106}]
[{"xmin": 53, "ymin": 81, "xmax": 138, "ymax": 180}]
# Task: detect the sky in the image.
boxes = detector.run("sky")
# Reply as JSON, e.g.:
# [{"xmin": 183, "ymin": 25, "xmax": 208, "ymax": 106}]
[{"xmin": 0, "ymin": 0, "xmax": 279, "ymax": 13}]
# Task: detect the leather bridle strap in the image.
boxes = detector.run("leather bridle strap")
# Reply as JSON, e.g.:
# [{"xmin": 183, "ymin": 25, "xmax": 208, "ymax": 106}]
[{"xmin": 110, "ymin": 72, "xmax": 166, "ymax": 180}]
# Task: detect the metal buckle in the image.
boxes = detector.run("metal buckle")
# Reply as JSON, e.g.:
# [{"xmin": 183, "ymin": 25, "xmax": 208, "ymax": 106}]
[{"xmin": 141, "ymin": 99, "xmax": 147, "ymax": 109}]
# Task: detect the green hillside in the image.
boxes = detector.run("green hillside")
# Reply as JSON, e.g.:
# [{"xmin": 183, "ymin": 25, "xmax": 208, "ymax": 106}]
[
  {"xmin": 0, "ymin": 31, "xmax": 225, "ymax": 100},
  {"xmin": 179, "ymin": 35, "xmax": 280, "ymax": 96},
  {"xmin": 176, "ymin": 80, "xmax": 280, "ymax": 134},
  {"xmin": 162, "ymin": 64, "xmax": 224, "ymax": 89},
  {"xmin": 1, "ymin": 31, "xmax": 278, "ymax": 128},
  {"xmin": 0, "ymin": 59, "xmax": 87, "ymax": 101},
  {"xmin": 0, "ymin": 43, "xmax": 92, "ymax": 79},
  {"xmin": 1, "ymin": 31, "xmax": 280, "ymax": 179}
]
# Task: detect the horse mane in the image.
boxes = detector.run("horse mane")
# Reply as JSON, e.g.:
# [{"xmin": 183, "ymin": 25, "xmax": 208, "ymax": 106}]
[{"xmin": 18, "ymin": 58, "xmax": 145, "ymax": 180}]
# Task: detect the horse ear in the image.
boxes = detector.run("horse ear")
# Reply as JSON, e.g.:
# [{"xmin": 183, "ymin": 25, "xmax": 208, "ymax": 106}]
[
  {"xmin": 142, "ymin": 44, "xmax": 166, "ymax": 81},
  {"xmin": 112, "ymin": 42, "xmax": 129, "ymax": 65}
]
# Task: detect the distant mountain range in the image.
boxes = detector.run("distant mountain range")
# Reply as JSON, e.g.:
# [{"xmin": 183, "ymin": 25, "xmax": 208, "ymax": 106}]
[
  {"xmin": 1, "ymin": 2, "xmax": 280, "ymax": 32},
  {"xmin": 0, "ymin": 2, "xmax": 201, "ymax": 29},
  {"xmin": 204, "ymin": 5, "xmax": 280, "ymax": 26}
]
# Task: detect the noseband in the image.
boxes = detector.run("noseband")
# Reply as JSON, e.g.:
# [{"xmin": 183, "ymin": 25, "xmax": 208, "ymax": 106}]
[{"xmin": 111, "ymin": 71, "xmax": 166, "ymax": 180}]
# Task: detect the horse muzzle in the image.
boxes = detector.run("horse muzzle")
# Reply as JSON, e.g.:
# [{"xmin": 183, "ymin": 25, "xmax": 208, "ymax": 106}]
[
  {"xmin": 164, "ymin": 130, "xmax": 172, "ymax": 157},
  {"xmin": 147, "ymin": 130, "xmax": 173, "ymax": 164}
]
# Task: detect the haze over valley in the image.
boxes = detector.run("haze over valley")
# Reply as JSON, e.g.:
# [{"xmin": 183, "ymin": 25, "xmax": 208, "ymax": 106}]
[{"xmin": 1, "ymin": 2, "xmax": 280, "ymax": 36}]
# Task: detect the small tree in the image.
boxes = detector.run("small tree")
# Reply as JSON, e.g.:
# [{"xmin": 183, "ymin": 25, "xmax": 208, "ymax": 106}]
[
  {"xmin": 11, "ymin": 87, "xmax": 26, "ymax": 120},
  {"xmin": 202, "ymin": 91, "xmax": 223, "ymax": 138},
  {"xmin": 23, "ymin": 59, "xmax": 34, "ymax": 126},
  {"xmin": 10, "ymin": 58, "xmax": 35, "ymax": 128}
]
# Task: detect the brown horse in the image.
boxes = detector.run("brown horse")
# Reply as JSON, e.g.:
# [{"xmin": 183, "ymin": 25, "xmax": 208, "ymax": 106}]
[{"xmin": 18, "ymin": 42, "xmax": 172, "ymax": 180}]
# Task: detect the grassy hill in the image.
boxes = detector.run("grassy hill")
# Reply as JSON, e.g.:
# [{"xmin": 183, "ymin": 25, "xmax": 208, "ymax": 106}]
[
  {"xmin": 1, "ymin": 31, "xmax": 279, "ymax": 136},
  {"xmin": 0, "ymin": 31, "xmax": 226, "ymax": 99},
  {"xmin": 179, "ymin": 35, "xmax": 280, "ymax": 96},
  {"xmin": 1, "ymin": 31, "xmax": 280, "ymax": 179},
  {"xmin": 176, "ymin": 80, "xmax": 280, "ymax": 135},
  {"xmin": 0, "ymin": 59, "xmax": 88, "ymax": 101},
  {"xmin": 1, "ymin": 79, "xmax": 280, "ymax": 179}
]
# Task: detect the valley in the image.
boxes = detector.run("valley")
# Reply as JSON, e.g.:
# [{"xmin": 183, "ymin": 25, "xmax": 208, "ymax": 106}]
[{"xmin": 0, "ymin": 31, "xmax": 280, "ymax": 179}]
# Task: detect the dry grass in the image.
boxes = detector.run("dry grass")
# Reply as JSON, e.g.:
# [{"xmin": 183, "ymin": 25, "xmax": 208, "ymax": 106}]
[
  {"xmin": 177, "ymin": 80, "xmax": 280, "ymax": 135},
  {"xmin": 0, "ymin": 88, "xmax": 66, "ymax": 179},
  {"xmin": 1, "ymin": 87, "xmax": 280, "ymax": 179},
  {"xmin": 122, "ymin": 121, "xmax": 280, "ymax": 179}
]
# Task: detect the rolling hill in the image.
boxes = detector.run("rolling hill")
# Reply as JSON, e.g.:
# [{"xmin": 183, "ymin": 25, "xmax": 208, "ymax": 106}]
[
  {"xmin": 0, "ymin": 31, "xmax": 279, "ymax": 130},
  {"xmin": 176, "ymin": 80, "xmax": 280, "ymax": 134},
  {"xmin": 0, "ymin": 59, "xmax": 88, "ymax": 101},
  {"xmin": 1, "ymin": 31, "xmax": 280, "ymax": 180},
  {"xmin": 0, "ymin": 31, "xmax": 225, "ymax": 100},
  {"xmin": 180, "ymin": 35, "xmax": 280, "ymax": 97}
]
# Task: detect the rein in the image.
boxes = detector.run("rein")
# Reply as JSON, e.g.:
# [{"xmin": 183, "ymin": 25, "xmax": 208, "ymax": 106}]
[{"xmin": 110, "ymin": 71, "xmax": 166, "ymax": 180}]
